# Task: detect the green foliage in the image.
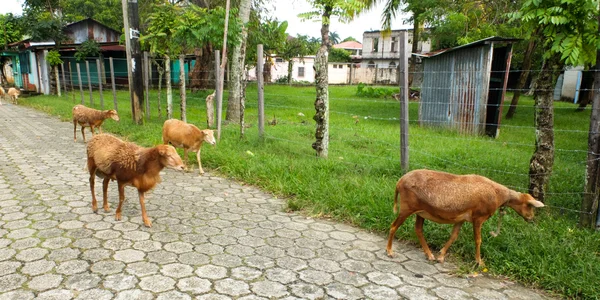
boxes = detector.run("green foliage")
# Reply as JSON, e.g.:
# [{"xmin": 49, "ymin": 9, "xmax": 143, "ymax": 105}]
[
  {"xmin": 62, "ymin": 0, "xmax": 123, "ymax": 31},
  {"xmin": 46, "ymin": 50, "xmax": 63, "ymax": 66},
  {"xmin": 355, "ymin": 82, "xmax": 397, "ymax": 98},
  {"xmin": 298, "ymin": 0, "xmax": 369, "ymax": 24},
  {"xmin": 328, "ymin": 47, "xmax": 352, "ymax": 62},
  {"xmin": 342, "ymin": 36, "xmax": 357, "ymax": 42},
  {"xmin": 329, "ymin": 31, "xmax": 340, "ymax": 44},
  {"xmin": 20, "ymin": 85, "xmax": 600, "ymax": 299},
  {"xmin": 510, "ymin": 0, "xmax": 599, "ymax": 66},
  {"xmin": 74, "ymin": 40, "xmax": 101, "ymax": 61},
  {"xmin": 0, "ymin": 13, "xmax": 24, "ymax": 47},
  {"xmin": 280, "ymin": 35, "xmax": 312, "ymax": 63},
  {"xmin": 246, "ymin": 18, "xmax": 288, "ymax": 64},
  {"xmin": 142, "ymin": 2, "xmax": 179, "ymax": 55}
]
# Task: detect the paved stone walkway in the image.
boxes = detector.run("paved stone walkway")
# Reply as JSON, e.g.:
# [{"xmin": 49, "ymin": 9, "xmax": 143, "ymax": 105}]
[{"xmin": 0, "ymin": 104, "xmax": 552, "ymax": 300}]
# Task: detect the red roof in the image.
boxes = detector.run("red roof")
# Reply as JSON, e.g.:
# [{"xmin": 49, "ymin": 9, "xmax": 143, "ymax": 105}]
[{"xmin": 333, "ymin": 41, "xmax": 362, "ymax": 50}]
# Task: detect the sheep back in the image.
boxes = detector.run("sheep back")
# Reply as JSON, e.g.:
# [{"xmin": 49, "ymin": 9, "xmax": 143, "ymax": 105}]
[
  {"xmin": 87, "ymin": 134, "xmax": 140, "ymax": 174},
  {"xmin": 162, "ymin": 119, "xmax": 202, "ymax": 149}
]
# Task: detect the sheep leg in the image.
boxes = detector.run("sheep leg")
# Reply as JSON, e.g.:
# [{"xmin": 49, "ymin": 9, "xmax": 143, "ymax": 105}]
[
  {"xmin": 102, "ymin": 177, "xmax": 110, "ymax": 212},
  {"xmin": 98, "ymin": 126, "xmax": 103, "ymax": 134},
  {"xmin": 415, "ymin": 215, "xmax": 436, "ymax": 261},
  {"xmin": 183, "ymin": 148, "xmax": 190, "ymax": 171},
  {"xmin": 473, "ymin": 219, "xmax": 485, "ymax": 267},
  {"xmin": 81, "ymin": 126, "xmax": 87, "ymax": 143},
  {"xmin": 89, "ymin": 125, "xmax": 96, "ymax": 136},
  {"xmin": 386, "ymin": 209, "xmax": 412, "ymax": 257},
  {"xmin": 196, "ymin": 149, "xmax": 204, "ymax": 175},
  {"xmin": 89, "ymin": 167, "xmax": 98, "ymax": 213},
  {"xmin": 115, "ymin": 182, "xmax": 126, "ymax": 221},
  {"xmin": 138, "ymin": 192, "xmax": 152, "ymax": 227},
  {"xmin": 73, "ymin": 120, "xmax": 77, "ymax": 142},
  {"xmin": 437, "ymin": 222, "xmax": 463, "ymax": 263}
]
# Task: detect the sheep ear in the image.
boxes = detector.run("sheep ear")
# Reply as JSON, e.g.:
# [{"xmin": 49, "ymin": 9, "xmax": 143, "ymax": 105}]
[{"xmin": 528, "ymin": 199, "xmax": 545, "ymax": 208}]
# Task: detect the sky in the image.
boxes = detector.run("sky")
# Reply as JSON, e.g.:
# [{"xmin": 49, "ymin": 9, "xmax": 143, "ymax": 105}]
[{"xmin": 1, "ymin": 0, "xmax": 412, "ymax": 43}]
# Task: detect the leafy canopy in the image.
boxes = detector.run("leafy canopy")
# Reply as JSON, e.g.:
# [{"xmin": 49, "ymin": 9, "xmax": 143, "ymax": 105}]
[
  {"xmin": 298, "ymin": 0, "xmax": 368, "ymax": 24},
  {"xmin": 509, "ymin": 0, "xmax": 599, "ymax": 66},
  {"xmin": 0, "ymin": 14, "xmax": 24, "ymax": 48}
]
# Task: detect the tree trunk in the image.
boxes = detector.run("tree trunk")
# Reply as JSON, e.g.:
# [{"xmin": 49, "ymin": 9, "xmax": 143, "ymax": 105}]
[
  {"xmin": 576, "ymin": 69, "xmax": 595, "ymax": 111},
  {"xmin": 287, "ymin": 60, "xmax": 294, "ymax": 85},
  {"xmin": 153, "ymin": 58, "xmax": 164, "ymax": 119},
  {"xmin": 528, "ymin": 53, "xmax": 563, "ymax": 202},
  {"xmin": 408, "ymin": 14, "xmax": 421, "ymax": 87},
  {"xmin": 263, "ymin": 59, "xmax": 273, "ymax": 83},
  {"xmin": 189, "ymin": 44, "xmax": 214, "ymax": 91},
  {"xmin": 225, "ymin": 0, "xmax": 251, "ymax": 123},
  {"xmin": 165, "ymin": 54, "xmax": 173, "ymax": 119},
  {"xmin": 506, "ymin": 38, "xmax": 537, "ymax": 119},
  {"xmin": 312, "ymin": 6, "xmax": 331, "ymax": 158},
  {"xmin": 179, "ymin": 54, "xmax": 187, "ymax": 122}
]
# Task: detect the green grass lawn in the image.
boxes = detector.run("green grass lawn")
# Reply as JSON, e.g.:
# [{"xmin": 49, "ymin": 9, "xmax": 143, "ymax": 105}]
[{"xmin": 20, "ymin": 83, "xmax": 600, "ymax": 299}]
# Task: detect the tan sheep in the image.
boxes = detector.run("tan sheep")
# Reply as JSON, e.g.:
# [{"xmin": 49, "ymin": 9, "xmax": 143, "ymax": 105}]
[
  {"xmin": 387, "ymin": 169, "xmax": 544, "ymax": 266},
  {"xmin": 86, "ymin": 134, "xmax": 185, "ymax": 227},
  {"xmin": 7, "ymin": 88, "xmax": 20, "ymax": 104},
  {"xmin": 73, "ymin": 104, "xmax": 120, "ymax": 142},
  {"xmin": 162, "ymin": 119, "xmax": 216, "ymax": 175},
  {"xmin": 0, "ymin": 87, "xmax": 5, "ymax": 105}
]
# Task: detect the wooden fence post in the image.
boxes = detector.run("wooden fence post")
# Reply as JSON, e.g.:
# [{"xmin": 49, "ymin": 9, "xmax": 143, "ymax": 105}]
[
  {"xmin": 214, "ymin": 50, "xmax": 221, "ymax": 139},
  {"xmin": 60, "ymin": 63, "xmax": 67, "ymax": 98},
  {"xmin": 143, "ymin": 51, "xmax": 150, "ymax": 119},
  {"xmin": 85, "ymin": 60, "xmax": 94, "ymax": 107},
  {"xmin": 54, "ymin": 66, "xmax": 61, "ymax": 97},
  {"xmin": 76, "ymin": 63, "xmax": 84, "ymax": 104},
  {"xmin": 96, "ymin": 58, "xmax": 104, "ymax": 109},
  {"xmin": 257, "ymin": 44, "xmax": 265, "ymax": 142},
  {"xmin": 399, "ymin": 31, "xmax": 409, "ymax": 172},
  {"xmin": 179, "ymin": 54, "xmax": 186, "ymax": 122},
  {"xmin": 109, "ymin": 57, "xmax": 118, "ymax": 112}
]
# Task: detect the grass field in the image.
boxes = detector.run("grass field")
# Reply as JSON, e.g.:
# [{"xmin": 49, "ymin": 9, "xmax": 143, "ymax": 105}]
[{"xmin": 20, "ymin": 83, "xmax": 600, "ymax": 298}]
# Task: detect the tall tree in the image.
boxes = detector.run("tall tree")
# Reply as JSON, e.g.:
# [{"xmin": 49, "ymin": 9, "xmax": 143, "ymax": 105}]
[
  {"xmin": 226, "ymin": 0, "xmax": 252, "ymax": 124},
  {"xmin": 247, "ymin": 18, "xmax": 288, "ymax": 83},
  {"xmin": 510, "ymin": 0, "xmax": 598, "ymax": 204},
  {"xmin": 329, "ymin": 31, "xmax": 340, "ymax": 44},
  {"xmin": 280, "ymin": 34, "xmax": 311, "ymax": 85},
  {"xmin": 22, "ymin": 0, "xmax": 66, "ymax": 47},
  {"xmin": 0, "ymin": 14, "xmax": 24, "ymax": 50},
  {"xmin": 300, "ymin": 0, "xmax": 367, "ymax": 158},
  {"xmin": 342, "ymin": 36, "xmax": 357, "ymax": 42}
]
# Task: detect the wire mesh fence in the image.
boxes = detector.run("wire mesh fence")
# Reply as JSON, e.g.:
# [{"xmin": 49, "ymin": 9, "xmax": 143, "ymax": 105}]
[{"xmin": 46, "ymin": 54, "xmax": 598, "ymax": 224}]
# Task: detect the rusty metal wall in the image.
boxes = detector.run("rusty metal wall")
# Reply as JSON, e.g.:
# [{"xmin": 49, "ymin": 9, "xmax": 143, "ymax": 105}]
[
  {"xmin": 419, "ymin": 45, "xmax": 492, "ymax": 134},
  {"xmin": 67, "ymin": 20, "xmax": 120, "ymax": 44}
]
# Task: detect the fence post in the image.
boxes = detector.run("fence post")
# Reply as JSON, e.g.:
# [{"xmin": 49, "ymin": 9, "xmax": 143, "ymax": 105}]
[
  {"xmin": 54, "ymin": 65, "xmax": 61, "ymax": 97},
  {"xmin": 76, "ymin": 63, "xmax": 84, "ymax": 104},
  {"xmin": 349, "ymin": 63, "xmax": 353, "ymax": 85},
  {"xmin": 143, "ymin": 51, "xmax": 150, "ymax": 119},
  {"xmin": 257, "ymin": 44, "xmax": 265, "ymax": 142},
  {"xmin": 60, "ymin": 63, "xmax": 67, "ymax": 98},
  {"xmin": 109, "ymin": 57, "xmax": 118, "ymax": 112},
  {"xmin": 179, "ymin": 54, "xmax": 186, "ymax": 122},
  {"xmin": 96, "ymin": 58, "xmax": 104, "ymax": 109},
  {"xmin": 85, "ymin": 60, "xmax": 94, "ymax": 107},
  {"xmin": 399, "ymin": 31, "xmax": 409, "ymax": 172},
  {"xmin": 214, "ymin": 50, "xmax": 222, "ymax": 140},
  {"xmin": 375, "ymin": 64, "xmax": 379, "ymax": 84}
]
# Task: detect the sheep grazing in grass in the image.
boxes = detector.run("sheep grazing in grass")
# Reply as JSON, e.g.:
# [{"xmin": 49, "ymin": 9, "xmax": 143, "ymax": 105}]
[
  {"xmin": 0, "ymin": 87, "xmax": 5, "ymax": 105},
  {"xmin": 162, "ymin": 119, "xmax": 216, "ymax": 175},
  {"xmin": 86, "ymin": 134, "xmax": 185, "ymax": 227},
  {"xmin": 73, "ymin": 104, "xmax": 120, "ymax": 142},
  {"xmin": 7, "ymin": 87, "xmax": 20, "ymax": 104},
  {"xmin": 387, "ymin": 169, "xmax": 544, "ymax": 266}
]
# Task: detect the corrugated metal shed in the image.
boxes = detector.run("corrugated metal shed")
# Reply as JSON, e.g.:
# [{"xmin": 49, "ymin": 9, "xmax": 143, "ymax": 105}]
[{"xmin": 415, "ymin": 37, "xmax": 519, "ymax": 137}]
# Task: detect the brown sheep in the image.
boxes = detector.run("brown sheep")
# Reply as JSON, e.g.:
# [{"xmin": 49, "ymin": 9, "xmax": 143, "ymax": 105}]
[
  {"xmin": 0, "ymin": 87, "xmax": 5, "ymax": 105},
  {"xmin": 7, "ymin": 88, "xmax": 20, "ymax": 104},
  {"xmin": 387, "ymin": 169, "xmax": 544, "ymax": 266},
  {"xmin": 162, "ymin": 119, "xmax": 216, "ymax": 175},
  {"xmin": 86, "ymin": 134, "xmax": 185, "ymax": 227},
  {"xmin": 73, "ymin": 104, "xmax": 120, "ymax": 142}
]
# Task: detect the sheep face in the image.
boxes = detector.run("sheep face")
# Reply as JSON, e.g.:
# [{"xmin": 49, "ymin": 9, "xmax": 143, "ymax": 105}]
[
  {"xmin": 157, "ymin": 145, "xmax": 185, "ymax": 171},
  {"xmin": 508, "ymin": 193, "xmax": 545, "ymax": 222},
  {"xmin": 108, "ymin": 110, "xmax": 120, "ymax": 121},
  {"xmin": 202, "ymin": 130, "xmax": 216, "ymax": 145}
]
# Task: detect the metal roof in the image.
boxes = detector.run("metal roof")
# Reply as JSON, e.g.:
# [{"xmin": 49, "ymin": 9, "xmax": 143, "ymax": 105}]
[{"xmin": 414, "ymin": 36, "xmax": 521, "ymax": 58}]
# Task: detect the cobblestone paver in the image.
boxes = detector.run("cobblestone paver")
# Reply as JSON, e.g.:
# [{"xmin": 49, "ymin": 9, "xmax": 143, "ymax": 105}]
[{"xmin": 0, "ymin": 104, "xmax": 553, "ymax": 299}]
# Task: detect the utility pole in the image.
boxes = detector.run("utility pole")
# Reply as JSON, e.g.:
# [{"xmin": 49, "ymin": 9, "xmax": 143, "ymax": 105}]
[{"xmin": 121, "ymin": 0, "xmax": 144, "ymax": 124}]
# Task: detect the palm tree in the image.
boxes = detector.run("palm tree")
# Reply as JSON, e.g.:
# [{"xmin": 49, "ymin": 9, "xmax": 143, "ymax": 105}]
[{"xmin": 329, "ymin": 31, "xmax": 340, "ymax": 45}]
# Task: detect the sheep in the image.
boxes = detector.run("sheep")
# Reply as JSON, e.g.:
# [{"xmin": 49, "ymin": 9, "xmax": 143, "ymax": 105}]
[
  {"xmin": 86, "ymin": 134, "xmax": 185, "ymax": 227},
  {"xmin": 162, "ymin": 119, "xmax": 216, "ymax": 175},
  {"xmin": 387, "ymin": 169, "xmax": 545, "ymax": 266},
  {"xmin": 0, "ymin": 87, "xmax": 5, "ymax": 105},
  {"xmin": 7, "ymin": 88, "xmax": 20, "ymax": 104},
  {"xmin": 73, "ymin": 104, "xmax": 120, "ymax": 142}
]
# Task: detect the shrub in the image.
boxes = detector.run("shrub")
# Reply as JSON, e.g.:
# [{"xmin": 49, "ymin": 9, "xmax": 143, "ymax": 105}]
[{"xmin": 356, "ymin": 82, "xmax": 398, "ymax": 98}]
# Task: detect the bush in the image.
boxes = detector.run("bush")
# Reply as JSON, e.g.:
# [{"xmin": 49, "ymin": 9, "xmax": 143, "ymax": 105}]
[{"xmin": 356, "ymin": 82, "xmax": 398, "ymax": 98}]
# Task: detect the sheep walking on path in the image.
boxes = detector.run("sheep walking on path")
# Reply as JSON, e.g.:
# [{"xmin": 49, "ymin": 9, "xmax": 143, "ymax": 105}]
[
  {"xmin": 162, "ymin": 119, "xmax": 216, "ymax": 175},
  {"xmin": 73, "ymin": 104, "xmax": 119, "ymax": 142},
  {"xmin": 387, "ymin": 169, "xmax": 544, "ymax": 266},
  {"xmin": 86, "ymin": 134, "xmax": 185, "ymax": 227},
  {"xmin": 0, "ymin": 87, "xmax": 5, "ymax": 105},
  {"xmin": 7, "ymin": 87, "xmax": 20, "ymax": 104}
]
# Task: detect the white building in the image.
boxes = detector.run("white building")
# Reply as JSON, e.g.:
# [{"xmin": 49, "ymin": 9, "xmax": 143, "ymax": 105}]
[{"xmin": 361, "ymin": 29, "xmax": 432, "ymax": 69}]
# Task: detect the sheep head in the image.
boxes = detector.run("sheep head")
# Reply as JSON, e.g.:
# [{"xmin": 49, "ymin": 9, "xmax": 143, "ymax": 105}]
[
  {"xmin": 508, "ymin": 193, "xmax": 545, "ymax": 222},
  {"xmin": 202, "ymin": 130, "xmax": 216, "ymax": 146},
  {"xmin": 157, "ymin": 145, "xmax": 185, "ymax": 171},
  {"xmin": 107, "ymin": 110, "xmax": 120, "ymax": 122}
]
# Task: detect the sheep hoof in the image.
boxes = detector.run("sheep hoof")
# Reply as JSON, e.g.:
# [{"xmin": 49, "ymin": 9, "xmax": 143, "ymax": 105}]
[
  {"xmin": 92, "ymin": 209, "xmax": 98, "ymax": 214},
  {"xmin": 437, "ymin": 256, "xmax": 446, "ymax": 263},
  {"xmin": 386, "ymin": 249, "xmax": 395, "ymax": 258},
  {"xmin": 115, "ymin": 214, "xmax": 122, "ymax": 221},
  {"xmin": 143, "ymin": 220, "xmax": 152, "ymax": 228},
  {"xmin": 103, "ymin": 207, "xmax": 110, "ymax": 212}
]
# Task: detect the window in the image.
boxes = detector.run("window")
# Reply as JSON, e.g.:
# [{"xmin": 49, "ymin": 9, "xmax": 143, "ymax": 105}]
[
  {"xmin": 389, "ymin": 62, "xmax": 396, "ymax": 69},
  {"xmin": 372, "ymin": 38, "xmax": 379, "ymax": 52},
  {"xmin": 338, "ymin": 64, "xmax": 343, "ymax": 69},
  {"xmin": 333, "ymin": 64, "xmax": 337, "ymax": 69},
  {"xmin": 275, "ymin": 58, "xmax": 284, "ymax": 63},
  {"xmin": 391, "ymin": 37, "xmax": 398, "ymax": 52},
  {"xmin": 298, "ymin": 67, "xmax": 305, "ymax": 77},
  {"xmin": 367, "ymin": 61, "xmax": 375, "ymax": 68}
]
